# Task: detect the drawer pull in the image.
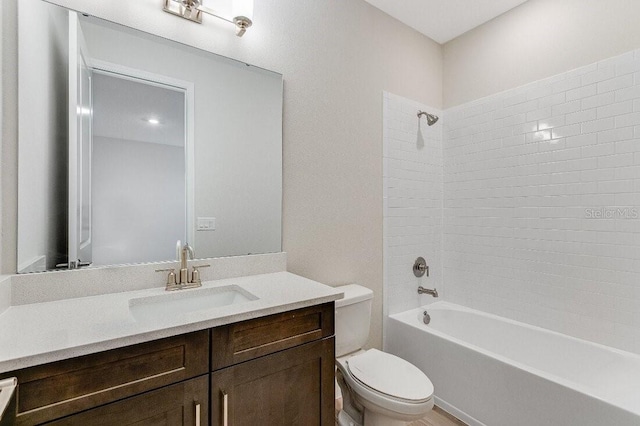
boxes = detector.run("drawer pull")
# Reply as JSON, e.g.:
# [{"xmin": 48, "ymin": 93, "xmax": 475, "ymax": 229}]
[
  {"xmin": 195, "ymin": 402, "xmax": 201, "ymax": 426},
  {"xmin": 222, "ymin": 390, "xmax": 229, "ymax": 426}
]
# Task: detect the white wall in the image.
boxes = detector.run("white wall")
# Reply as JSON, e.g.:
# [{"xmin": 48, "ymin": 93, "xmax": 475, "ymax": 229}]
[
  {"xmin": 81, "ymin": 18, "xmax": 283, "ymax": 260},
  {"xmin": 444, "ymin": 50, "xmax": 640, "ymax": 354},
  {"xmin": 92, "ymin": 136, "xmax": 185, "ymax": 265},
  {"xmin": 2, "ymin": 0, "xmax": 443, "ymax": 348},
  {"xmin": 444, "ymin": 0, "xmax": 640, "ymax": 108},
  {"xmin": 383, "ymin": 92, "xmax": 443, "ymax": 330},
  {"xmin": 17, "ymin": 0, "xmax": 69, "ymax": 271}
]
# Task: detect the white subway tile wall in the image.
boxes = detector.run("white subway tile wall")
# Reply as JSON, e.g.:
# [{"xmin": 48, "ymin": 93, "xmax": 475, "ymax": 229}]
[
  {"xmin": 383, "ymin": 92, "xmax": 443, "ymax": 320},
  {"xmin": 444, "ymin": 50, "xmax": 640, "ymax": 354}
]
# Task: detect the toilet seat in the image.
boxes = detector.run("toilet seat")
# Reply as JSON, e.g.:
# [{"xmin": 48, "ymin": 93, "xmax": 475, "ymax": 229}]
[
  {"xmin": 347, "ymin": 349, "xmax": 434, "ymax": 402},
  {"xmin": 336, "ymin": 349, "xmax": 434, "ymax": 420}
]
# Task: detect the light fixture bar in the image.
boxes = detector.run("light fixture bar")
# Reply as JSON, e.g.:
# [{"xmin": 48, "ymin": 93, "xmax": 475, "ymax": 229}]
[
  {"xmin": 197, "ymin": 4, "xmax": 234, "ymax": 24},
  {"xmin": 163, "ymin": 0, "xmax": 253, "ymax": 37},
  {"xmin": 163, "ymin": 0, "xmax": 203, "ymax": 24}
]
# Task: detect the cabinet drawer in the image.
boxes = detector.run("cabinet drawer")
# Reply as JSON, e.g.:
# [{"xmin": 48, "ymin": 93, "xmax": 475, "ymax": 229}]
[
  {"xmin": 211, "ymin": 303, "xmax": 334, "ymax": 370},
  {"xmin": 47, "ymin": 375, "xmax": 208, "ymax": 426},
  {"xmin": 7, "ymin": 330, "xmax": 209, "ymax": 425}
]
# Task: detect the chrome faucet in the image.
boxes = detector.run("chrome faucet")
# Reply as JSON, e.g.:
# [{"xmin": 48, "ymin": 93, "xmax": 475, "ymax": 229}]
[
  {"xmin": 156, "ymin": 243, "xmax": 210, "ymax": 291},
  {"xmin": 418, "ymin": 286, "xmax": 438, "ymax": 297}
]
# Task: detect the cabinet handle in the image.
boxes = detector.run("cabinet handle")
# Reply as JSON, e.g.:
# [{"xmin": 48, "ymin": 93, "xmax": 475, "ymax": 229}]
[
  {"xmin": 222, "ymin": 390, "xmax": 229, "ymax": 426},
  {"xmin": 195, "ymin": 402, "xmax": 201, "ymax": 426}
]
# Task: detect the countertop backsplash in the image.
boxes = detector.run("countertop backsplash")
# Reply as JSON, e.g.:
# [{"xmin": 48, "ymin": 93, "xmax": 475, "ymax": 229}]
[{"xmin": 3, "ymin": 252, "xmax": 287, "ymax": 306}]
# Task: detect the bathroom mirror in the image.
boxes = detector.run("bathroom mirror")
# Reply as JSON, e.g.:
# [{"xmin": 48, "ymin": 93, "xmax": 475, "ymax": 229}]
[{"xmin": 17, "ymin": 0, "xmax": 283, "ymax": 273}]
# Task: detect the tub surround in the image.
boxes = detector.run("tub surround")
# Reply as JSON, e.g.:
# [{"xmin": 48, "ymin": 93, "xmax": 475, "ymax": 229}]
[
  {"xmin": 381, "ymin": 48, "xmax": 640, "ymax": 424},
  {"xmin": 0, "ymin": 252, "xmax": 342, "ymax": 372},
  {"xmin": 383, "ymin": 92, "xmax": 444, "ymax": 324},
  {"xmin": 384, "ymin": 49, "xmax": 640, "ymax": 355},
  {"xmin": 444, "ymin": 49, "xmax": 640, "ymax": 354}
]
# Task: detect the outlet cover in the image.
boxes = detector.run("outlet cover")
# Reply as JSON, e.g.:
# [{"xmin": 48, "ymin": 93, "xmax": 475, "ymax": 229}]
[{"xmin": 197, "ymin": 217, "xmax": 216, "ymax": 231}]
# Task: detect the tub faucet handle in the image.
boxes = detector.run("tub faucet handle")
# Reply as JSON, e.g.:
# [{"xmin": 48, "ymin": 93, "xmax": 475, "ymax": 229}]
[{"xmin": 413, "ymin": 257, "xmax": 429, "ymax": 277}]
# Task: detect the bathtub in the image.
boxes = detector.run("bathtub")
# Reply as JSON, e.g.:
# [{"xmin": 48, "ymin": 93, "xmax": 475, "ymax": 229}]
[{"xmin": 386, "ymin": 302, "xmax": 640, "ymax": 426}]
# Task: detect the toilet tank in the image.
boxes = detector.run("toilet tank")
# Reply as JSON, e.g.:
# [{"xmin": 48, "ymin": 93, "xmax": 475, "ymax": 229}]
[{"xmin": 334, "ymin": 284, "xmax": 373, "ymax": 357}]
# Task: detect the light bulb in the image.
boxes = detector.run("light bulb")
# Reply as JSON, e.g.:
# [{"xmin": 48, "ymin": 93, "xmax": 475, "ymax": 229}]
[{"xmin": 232, "ymin": 0, "xmax": 253, "ymax": 21}]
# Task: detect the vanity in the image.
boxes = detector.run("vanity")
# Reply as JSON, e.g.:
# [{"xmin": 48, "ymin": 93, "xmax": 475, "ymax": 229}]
[{"xmin": 0, "ymin": 269, "xmax": 342, "ymax": 425}]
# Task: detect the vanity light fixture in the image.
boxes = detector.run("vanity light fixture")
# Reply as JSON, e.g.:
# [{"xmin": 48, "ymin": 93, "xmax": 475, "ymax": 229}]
[
  {"xmin": 163, "ymin": 0, "xmax": 254, "ymax": 37},
  {"xmin": 147, "ymin": 118, "xmax": 160, "ymax": 125}
]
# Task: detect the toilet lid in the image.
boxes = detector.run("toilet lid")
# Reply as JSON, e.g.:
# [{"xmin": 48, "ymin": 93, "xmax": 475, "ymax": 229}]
[{"xmin": 347, "ymin": 349, "xmax": 434, "ymax": 401}]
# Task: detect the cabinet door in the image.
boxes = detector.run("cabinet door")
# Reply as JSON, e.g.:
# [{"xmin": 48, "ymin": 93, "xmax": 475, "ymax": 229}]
[
  {"xmin": 211, "ymin": 338, "xmax": 335, "ymax": 426},
  {"xmin": 46, "ymin": 376, "xmax": 208, "ymax": 426}
]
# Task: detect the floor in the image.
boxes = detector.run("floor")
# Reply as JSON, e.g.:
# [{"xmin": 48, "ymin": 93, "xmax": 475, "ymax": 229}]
[
  {"xmin": 410, "ymin": 406, "xmax": 467, "ymax": 426},
  {"xmin": 336, "ymin": 398, "xmax": 467, "ymax": 426}
]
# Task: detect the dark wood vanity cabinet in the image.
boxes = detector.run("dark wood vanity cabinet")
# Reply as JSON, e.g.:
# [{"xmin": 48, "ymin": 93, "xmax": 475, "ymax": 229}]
[
  {"xmin": 210, "ymin": 303, "xmax": 335, "ymax": 426},
  {"xmin": 1, "ymin": 302, "xmax": 335, "ymax": 426},
  {"xmin": 211, "ymin": 339, "xmax": 334, "ymax": 426}
]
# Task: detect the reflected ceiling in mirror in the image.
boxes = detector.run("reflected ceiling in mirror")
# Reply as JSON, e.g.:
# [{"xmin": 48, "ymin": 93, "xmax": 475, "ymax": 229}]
[{"xmin": 17, "ymin": 0, "xmax": 283, "ymax": 273}]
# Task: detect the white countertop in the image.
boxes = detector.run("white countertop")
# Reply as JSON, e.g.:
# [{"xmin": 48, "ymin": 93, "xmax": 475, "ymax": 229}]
[{"xmin": 0, "ymin": 272, "xmax": 343, "ymax": 372}]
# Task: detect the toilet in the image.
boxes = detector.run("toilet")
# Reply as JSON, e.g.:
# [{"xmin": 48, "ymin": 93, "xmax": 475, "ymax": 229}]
[{"xmin": 335, "ymin": 284, "xmax": 434, "ymax": 426}]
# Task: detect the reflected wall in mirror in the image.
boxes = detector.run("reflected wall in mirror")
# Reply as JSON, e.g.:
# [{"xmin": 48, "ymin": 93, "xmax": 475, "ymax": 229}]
[
  {"xmin": 17, "ymin": 0, "xmax": 283, "ymax": 273},
  {"xmin": 91, "ymin": 73, "xmax": 187, "ymax": 266}
]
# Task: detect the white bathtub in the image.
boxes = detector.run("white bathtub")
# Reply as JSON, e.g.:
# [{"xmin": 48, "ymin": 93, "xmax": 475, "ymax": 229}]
[{"xmin": 386, "ymin": 302, "xmax": 640, "ymax": 426}]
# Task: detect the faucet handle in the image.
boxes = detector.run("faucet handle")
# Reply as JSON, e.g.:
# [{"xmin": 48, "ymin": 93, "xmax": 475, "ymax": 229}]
[
  {"xmin": 190, "ymin": 264, "xmax": 210, "ymax": 285},
  {"xmin": 413, "ymin": 257, "xmax": 429, "ymax": 277},
  {"xmin": 155, "ymin": 268, "xmax": 177, "ymax": 286},
  {"xmin": 191, "ymin": 264, "xmax": 210, "ymax": 269}
]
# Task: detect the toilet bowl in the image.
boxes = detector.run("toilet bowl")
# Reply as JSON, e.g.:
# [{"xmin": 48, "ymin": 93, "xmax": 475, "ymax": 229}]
[{"xmin": 334, "ymin": 284, "xmax": 434, "ymax": 426}]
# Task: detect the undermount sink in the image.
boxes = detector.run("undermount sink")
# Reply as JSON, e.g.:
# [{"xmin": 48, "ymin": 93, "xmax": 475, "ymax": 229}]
[{"xmin": 129, "ymin": 285, "xmax": 258, "ymax": 321}]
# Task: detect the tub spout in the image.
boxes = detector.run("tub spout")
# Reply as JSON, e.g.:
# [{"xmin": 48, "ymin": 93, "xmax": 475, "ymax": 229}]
[{"xmin": 418, "ymin": 286, "xmax": 438, "ymax": 297}]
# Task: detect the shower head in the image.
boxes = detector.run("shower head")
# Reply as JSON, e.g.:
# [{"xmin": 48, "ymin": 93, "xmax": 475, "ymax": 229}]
[{"xmin": 417, "ymin": 111, "xmax": 439, "ymax": 126}]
